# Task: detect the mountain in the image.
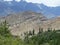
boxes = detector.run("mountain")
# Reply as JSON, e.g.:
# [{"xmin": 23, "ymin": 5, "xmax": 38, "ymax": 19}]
[
  {"xmin": 0, "ymin": 0, "xmax": 60, "ymax": 18},
  {"xmin": 0, "ymin": 0, "xmax": 41, "ymax": 16},
  {"xmin": 39, "ymin": 4, "xmax": 60, "ymax": 18},
  {"xmin": 41, "ymin": 16, "xmax": 60, "ymax": 30},
  {"xmin": 1, "ymin": 11, "xmax": 60, "ymax": 36},
  {"xmin": 0, "ymin": 11, "xmax": 47, "ymax": 36}
]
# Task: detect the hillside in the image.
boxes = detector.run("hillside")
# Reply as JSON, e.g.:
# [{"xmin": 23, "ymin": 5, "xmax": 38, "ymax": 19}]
[
  {"xmin": 0, "ymin": 11, "xmax": 47, "ymax": 36},
  {"xmin": 1, "ymin": 11, "xmax": 60, "ymax": 36}
]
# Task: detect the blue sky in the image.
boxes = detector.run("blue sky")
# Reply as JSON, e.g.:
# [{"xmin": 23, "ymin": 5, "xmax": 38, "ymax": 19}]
[{"xmin": 3, "ymin": 0, "xmax": 60, "ymax": 7}]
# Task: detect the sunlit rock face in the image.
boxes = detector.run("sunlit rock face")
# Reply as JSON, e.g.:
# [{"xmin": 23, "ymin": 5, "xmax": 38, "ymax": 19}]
[
  {"xmin": 0, "ymin": 11, "xmax": 47, "ymax": 36},
  {"xmin": 0, "ymin": 11, "xmax": 60, "ymax": 37}
]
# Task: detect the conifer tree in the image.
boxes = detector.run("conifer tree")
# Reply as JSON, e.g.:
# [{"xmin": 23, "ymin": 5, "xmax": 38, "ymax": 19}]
[
  {"xmin": 0, "ymin": 20, "xmax": 10, "ymax": 37},
  {"xmin": 32, "ymin": 29, "xmax": 35, "ymax": 35}
]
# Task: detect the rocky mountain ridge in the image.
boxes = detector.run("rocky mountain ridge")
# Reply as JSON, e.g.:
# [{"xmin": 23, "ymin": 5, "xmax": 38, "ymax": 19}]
[
  {"xmin": 0, "ymin": 0, "xmax": 60, "ymax": 18},
  {"xmin": 0, "ymin": 11, "xmax": 60, "ymax": 36}
]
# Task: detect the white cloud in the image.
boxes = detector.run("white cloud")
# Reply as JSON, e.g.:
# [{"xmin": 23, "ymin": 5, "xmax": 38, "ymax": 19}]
[
  {"xmin": 15, "ymin": 0, "xmax": 20, "ymax": 2},
  {"xmin": 3, "ymin": 0, "xmax": 60, "ymax": 7},
  {"xmin": 25, "ymin": 0, "xmax": 60, "ymax": 7}
]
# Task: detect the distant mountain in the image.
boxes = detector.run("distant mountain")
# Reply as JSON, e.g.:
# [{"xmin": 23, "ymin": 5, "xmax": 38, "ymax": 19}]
[
  {"xmin": 0, "ymin": 0, "xmax": 60, "ymax": 18},
  {"xmin": 39, "ymin": 4, "xmax": 60, "ymax": 17},
  {"xmin": 0, "ymin": 0, "xmax": 41, "ymax": 16}
]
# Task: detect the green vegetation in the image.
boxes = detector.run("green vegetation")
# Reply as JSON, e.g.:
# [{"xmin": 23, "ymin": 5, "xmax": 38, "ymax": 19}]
[
  {"xmin": 0, "ymin": 20, "xmax": 23, "ymax": 45},
  {"xmin": 0, "ymin": 20, "xmax": 60, "ymax": 45}
]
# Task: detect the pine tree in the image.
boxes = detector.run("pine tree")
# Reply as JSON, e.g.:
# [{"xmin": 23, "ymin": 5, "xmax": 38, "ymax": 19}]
[
  {"xmin": 38, "ymin": 28, "xmax": 43, "ymax": 34},
  {"xmin": 0, "ymin": 20, "xmax": 10, "ymax": 37},
  {"xmin": 32, "ymin": 29, "xmax": 35, "ymax": 35},
  {"xmin": 29, "ymin": 31, "xmax": 32, "ymax": 35},
  {"xmin": 38, "ymin": 28, "xmax": 41, "ymax": 34}
]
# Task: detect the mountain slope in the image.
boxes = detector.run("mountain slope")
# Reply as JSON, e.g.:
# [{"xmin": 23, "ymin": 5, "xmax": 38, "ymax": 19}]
[
  {"xmin": 0, "ymin": 11, "xmax": 47, "ymax": 36},
  {"xmin": 0, "ymin": 11, "xmax": 60, "ymax": 36}
]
